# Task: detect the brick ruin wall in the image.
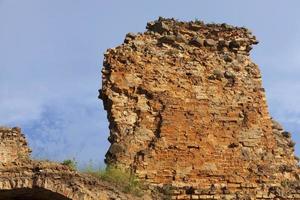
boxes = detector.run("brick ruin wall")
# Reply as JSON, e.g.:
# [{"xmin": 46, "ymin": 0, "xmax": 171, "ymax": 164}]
[
  {"xmin": 0, "ymin": 127, "xmax": 31, "ymax": 164},
  {"xmin": 100, "ymin": 18, "xmax": 300, "ymax": 199},
  {"xmin": 0, "ymin": 127, "xmax": 142, "ymax": 200}
]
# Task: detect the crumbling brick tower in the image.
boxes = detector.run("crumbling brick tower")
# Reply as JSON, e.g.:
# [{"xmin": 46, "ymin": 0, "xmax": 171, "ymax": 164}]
[{"xmin": 100, "ymin": 18, "xmax": 300, "ymax": 199}]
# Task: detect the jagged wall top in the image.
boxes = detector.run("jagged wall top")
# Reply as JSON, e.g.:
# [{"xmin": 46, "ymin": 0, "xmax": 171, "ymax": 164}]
[{"xmin": 139, "ymin": 17, "xmax": 257, "ymax": 54}]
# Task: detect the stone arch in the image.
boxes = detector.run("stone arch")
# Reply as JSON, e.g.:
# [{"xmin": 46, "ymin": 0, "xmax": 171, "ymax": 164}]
[
  {"xmin": 0, "ymin": 164, "xmax": 102, "ymax": 200},
  {"xmin": 0, "ymin": 188, "xmax": 71, "ymax": 200},
  {"xmin": 0, "ymin": 127, "xmax": 137, "ymax": 200}
]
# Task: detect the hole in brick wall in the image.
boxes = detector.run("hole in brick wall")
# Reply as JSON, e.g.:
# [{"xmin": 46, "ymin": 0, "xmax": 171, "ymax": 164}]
[
  {"xmin": 0, "ymin": 188, "xmax": 71, "ymax": 200},
  {"xmin": 186, "ymin": 187, "xmax": 195, "ymax": 195}
]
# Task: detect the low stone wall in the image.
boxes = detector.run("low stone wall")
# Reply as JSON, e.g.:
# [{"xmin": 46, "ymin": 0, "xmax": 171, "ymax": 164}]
[{"xmin": 0, "ymin": 127, "xmax": 140, "ymax": 200}]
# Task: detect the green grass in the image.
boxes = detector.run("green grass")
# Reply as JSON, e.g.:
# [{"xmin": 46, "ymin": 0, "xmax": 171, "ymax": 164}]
[
  {"xmin": 83, "ymin": 164, "xmax": 144, "ymax": 197},
  {"xmin": 61, "ymin": 159, "xmax": 77, "ymax": 170},
  {"xmin": 60, "ymin": 159, "xmax": 145, "ymax": 196}
]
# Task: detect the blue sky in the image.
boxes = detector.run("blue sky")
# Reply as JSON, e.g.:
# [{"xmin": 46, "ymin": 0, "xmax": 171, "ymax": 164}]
[{"xmin": 0, "ymin": 0, "xmax": 299, "ymax": 167}]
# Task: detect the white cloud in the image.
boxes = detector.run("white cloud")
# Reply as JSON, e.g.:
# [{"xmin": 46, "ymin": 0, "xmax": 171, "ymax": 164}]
[
  {"xmin": 263, "ymin": 51, "xmax": 300, "ymax": 156},
  {"xmin": 21, "ymin": 98, "xmax": 109, "ymax": 167}
]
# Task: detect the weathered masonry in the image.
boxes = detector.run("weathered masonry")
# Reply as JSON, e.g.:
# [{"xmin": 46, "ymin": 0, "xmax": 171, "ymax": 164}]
[
  {"xmin": 100, "ymin": 18, "xmax": 300, "ymax": 199},
  {"xmin": 0, "ymin": 127, "xmax": 138, "ymax": 200}
]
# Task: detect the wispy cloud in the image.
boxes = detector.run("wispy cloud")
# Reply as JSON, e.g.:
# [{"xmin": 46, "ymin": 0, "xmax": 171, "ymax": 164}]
[{"xmin": 22, "ymin": 100, "xmax": 109, "ymax": 167}]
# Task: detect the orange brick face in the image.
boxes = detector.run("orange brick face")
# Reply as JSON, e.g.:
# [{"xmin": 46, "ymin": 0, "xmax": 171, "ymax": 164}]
[{"xmin": 101, "ymin": 18, "xmax": 300, "ymax": 198}]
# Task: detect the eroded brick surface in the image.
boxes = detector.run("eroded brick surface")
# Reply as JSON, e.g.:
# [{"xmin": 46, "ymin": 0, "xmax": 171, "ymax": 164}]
[
  {"xmin": 0, "ymin": 127, "xmax": 31, "ymax": 163},
  {"xmin": 0, "ymin": 127, "xmax": 140, "ymax": 200},
  {"xmin": 100, "ymin": 18, "xmax": 300, "ymax": 199}
]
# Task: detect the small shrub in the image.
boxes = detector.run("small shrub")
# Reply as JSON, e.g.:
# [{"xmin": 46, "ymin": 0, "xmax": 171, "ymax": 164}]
[
  {"xmin": 83, "ymin": 165, "xmax": 144, "ymax": 197},
  {"xmin": 194, "ymin": 18, "xmax": 204, "ymax": 24},
  {"xmin": 61, "ymin": 159, "xmax": 77, "ymax": 170}
]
